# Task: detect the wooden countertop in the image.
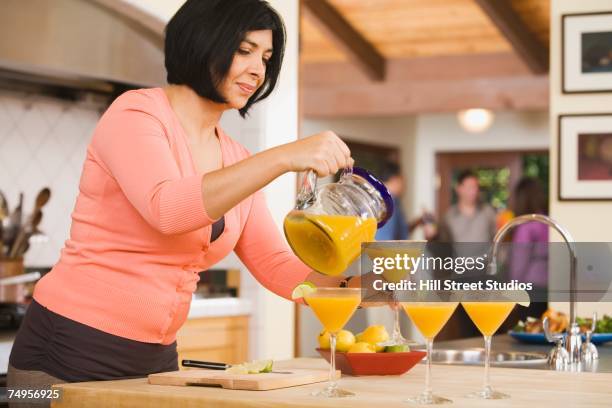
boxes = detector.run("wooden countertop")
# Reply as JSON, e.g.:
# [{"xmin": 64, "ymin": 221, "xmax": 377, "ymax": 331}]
[{"xmin": 52, "ymin": 358, "xmax": 612, "ymax": 408}]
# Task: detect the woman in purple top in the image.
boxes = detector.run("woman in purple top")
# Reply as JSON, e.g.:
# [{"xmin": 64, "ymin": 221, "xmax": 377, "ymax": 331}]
[{"xmin": 509, "ymin": 177, "xmax": 549, "ymax": 322}]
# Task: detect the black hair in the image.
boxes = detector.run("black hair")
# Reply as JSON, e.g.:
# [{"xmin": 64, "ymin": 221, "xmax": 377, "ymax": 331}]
[
  {"xmin": 165, "ymin": 0, "xmax": 286, "ymax": 117},
  {"xmin": 379, "ymin": 160, "xmax": 401, "ymax": 182},
  {"xmin": 456, "ymin": 169, "xmax": 478, "ymax": 185},
  {"xmin": 513, "ymin": 177, "xmax": 547, "ymax": 216}
]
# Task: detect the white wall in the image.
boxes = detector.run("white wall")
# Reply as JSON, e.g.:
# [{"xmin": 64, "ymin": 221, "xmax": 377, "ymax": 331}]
[{"xmin": 549, "ymin": 0, "xmax": 612, "ymax": 315}]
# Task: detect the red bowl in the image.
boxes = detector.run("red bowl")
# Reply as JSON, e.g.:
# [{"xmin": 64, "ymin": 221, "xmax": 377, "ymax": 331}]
[{"xmin": 316, "ymin": 348, "xmax": 426, "ymax": 376}]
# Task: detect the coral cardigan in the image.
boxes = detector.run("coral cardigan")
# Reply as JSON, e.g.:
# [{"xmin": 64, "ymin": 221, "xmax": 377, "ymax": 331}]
[{"xmin": 33, "ymin": 88, "xmax": 311, "ymax": 344}]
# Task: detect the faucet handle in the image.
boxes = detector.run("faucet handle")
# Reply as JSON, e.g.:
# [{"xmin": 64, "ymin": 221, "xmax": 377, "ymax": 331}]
[
  {"xmin": 581, "ymin": 312, "xmax": 599, "ymax": 362},
  {"xmin": 544, "ymin": 317, "xmax": 570, "ymax": 369},
  {"xmin": 543, "ymin": 317, "xmax": 564, "ymax": 343}
]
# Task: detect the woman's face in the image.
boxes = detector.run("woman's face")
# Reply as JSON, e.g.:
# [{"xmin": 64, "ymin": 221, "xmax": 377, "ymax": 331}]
[{"xmin": 219, "ymin": 30, "xmax": 273, "ymax": 110}]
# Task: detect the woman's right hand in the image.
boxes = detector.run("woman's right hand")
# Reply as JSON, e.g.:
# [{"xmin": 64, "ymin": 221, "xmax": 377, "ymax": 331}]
[{"xmin": 280, "ymin": 131, "xmax": 354, "ymax": 177}]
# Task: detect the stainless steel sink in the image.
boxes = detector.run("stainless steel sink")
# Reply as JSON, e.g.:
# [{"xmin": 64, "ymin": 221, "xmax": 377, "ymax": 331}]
[{"xmin": 415, "ymin": 348, "xmax": 548, "ymax": 368}]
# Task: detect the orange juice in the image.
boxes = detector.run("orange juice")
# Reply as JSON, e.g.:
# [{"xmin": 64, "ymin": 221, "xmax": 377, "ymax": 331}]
[
  {"xmin": 305, "ymin": 294, "xmax": 361, "ymax": 333},
  {"xmin": 462, "ymin": 302, "xmax": 515, "ymax": 336},
  {"xmin": 402, "ymin": 302, "xmax": 458, "ymax": 339},
  {"xmin": 284, "ymin": 211, "xmax": 377, "ymax": 276}
]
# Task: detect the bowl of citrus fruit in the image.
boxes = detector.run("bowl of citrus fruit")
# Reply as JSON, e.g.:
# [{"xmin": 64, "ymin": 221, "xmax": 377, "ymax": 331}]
[{"xmin": 316, "ymin": 325, "xmax": 426, "ymax": 376}]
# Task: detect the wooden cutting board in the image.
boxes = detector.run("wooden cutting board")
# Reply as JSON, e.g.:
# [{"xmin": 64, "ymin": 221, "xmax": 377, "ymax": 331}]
[{"xmin": 148, "ymin": 368, "xmax": 339, "ymax": 391}]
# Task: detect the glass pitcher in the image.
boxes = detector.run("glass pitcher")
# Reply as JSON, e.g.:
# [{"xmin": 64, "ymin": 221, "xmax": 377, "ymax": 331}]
[{"xmin": 284, "ymin": 167, "xmax": 393, "ymax": 276}]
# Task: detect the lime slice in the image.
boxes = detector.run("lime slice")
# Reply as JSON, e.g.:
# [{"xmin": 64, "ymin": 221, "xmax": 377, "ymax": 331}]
[
  {"xmin": 291, "ymin": 282, "xmax": 317, "ymax": 300},
  {"xmin": 244, "ymin": 360, "xmax": 273, "ymax": 374},
  {"xmin": 225, "ymin": 364, "xmax": 248, "ymax": 374},
  {"xmin": 384, "ymin": 344, "xmax": 411, "ymax": 353}
]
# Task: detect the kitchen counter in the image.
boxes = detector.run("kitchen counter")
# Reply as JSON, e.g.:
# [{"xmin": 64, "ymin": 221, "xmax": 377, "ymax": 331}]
[
  {"xmin": 51, "ymin": 358, "xmax": 612, "ymax": 407},
  {"xmin": 436, "ymin": 334, "xmax": 612, "ymax": 372}
]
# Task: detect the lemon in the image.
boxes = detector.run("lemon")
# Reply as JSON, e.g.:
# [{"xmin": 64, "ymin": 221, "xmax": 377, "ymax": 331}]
[
  {"xmin": 355, "ymin": 332, "xmax": 364, "ymax": 343},
  {"xmin": 335, "ymin": 330, "xmax": 356, "ymax": 352},
  {"xmin": 348, "ymin": 342, "xmax": 376, "ymax": 353},
  {"xmin": 318, "ymin": 330, "xmax": 331, "ymax": 349},
  {"xmin": 360, "ymin": 325, "xmax": 389, "ymax": 352},
  {"xmin": 291, "ymin": 282, "xmax": 316, "ymax": 300}
]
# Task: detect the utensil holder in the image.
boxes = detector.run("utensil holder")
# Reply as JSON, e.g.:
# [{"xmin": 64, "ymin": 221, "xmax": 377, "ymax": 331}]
[{"xmin": 0, "ymin": 257, "xmax": 27, "ymax": 303}]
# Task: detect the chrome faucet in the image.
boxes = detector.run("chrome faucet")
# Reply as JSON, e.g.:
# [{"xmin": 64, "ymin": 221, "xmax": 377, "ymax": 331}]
[{"xmin": 489, "ymin": 214, "xmax": 581, "ymax": 367}]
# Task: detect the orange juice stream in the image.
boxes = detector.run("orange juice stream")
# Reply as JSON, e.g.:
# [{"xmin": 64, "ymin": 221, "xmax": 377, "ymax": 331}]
[
  {"xmin": 305, "ymin": 296, "xmax": 361, "ymax": 333},
  {"xmin": 462, "ymin": 302, "xmax": 515, "ymax": 336},
  {"xmin": 284, "ymin": 212, "xmax": 377, "ymax": 276}
]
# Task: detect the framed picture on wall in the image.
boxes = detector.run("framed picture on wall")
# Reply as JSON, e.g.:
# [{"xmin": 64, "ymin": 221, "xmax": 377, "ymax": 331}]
[
  {"xmin": 562, "ymin": 12, "xmax": 612, "ymax": 93},
  {"xmin": 558, "ymin": 114, "xmax": 612, "ymax": 200}
]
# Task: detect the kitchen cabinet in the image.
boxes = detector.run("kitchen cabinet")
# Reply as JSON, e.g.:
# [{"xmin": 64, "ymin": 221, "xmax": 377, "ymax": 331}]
[{"xmin": 176, "ymin": 315, "xmax": 249, "ymax": 365}]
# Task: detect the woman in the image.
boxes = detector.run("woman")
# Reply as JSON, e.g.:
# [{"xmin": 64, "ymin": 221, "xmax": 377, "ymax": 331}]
[
  {"xmin": 508, "ymin": 176, "xmax": 549, "ymax": 323},
  {"xmin": 8, "ymin": 0, "xmax": 354, "ymax": 391}
]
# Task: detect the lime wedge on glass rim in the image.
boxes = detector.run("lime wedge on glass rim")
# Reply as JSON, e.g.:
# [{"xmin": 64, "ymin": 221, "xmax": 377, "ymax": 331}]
[{"xmin": 291, "ymin": 282, "xmax": 317, "ymax": 300}]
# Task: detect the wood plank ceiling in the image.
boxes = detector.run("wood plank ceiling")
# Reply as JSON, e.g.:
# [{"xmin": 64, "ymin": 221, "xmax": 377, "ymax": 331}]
[{"xmin": 300, "ymin": 0, "xmax": 550, "ymax": 117}]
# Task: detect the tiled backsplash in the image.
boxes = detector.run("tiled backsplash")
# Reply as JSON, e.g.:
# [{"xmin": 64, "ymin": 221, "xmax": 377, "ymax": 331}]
[{"xmin": 0, "ymin": 89, "xmax": 105, "ymax": 267}]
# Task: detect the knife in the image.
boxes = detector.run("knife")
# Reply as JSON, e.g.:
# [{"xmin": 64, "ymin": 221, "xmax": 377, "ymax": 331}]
[{"xmin": 181, "ymin": 359, "xmax": 293, "ymax": 374}]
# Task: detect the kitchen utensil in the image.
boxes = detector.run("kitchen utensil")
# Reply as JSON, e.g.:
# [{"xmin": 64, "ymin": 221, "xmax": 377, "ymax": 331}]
[
  {"xmin": 5, "ymin": 192, "xmax": 23, "ymax": 251},
  {"xmin": 148, "ymin": 368, "xmax": 336, "ymax": 390},
  {"xmin": 284, "ymin": 167, "xmax": 393, "ymax": 276},
  {"xmin": 33, "ymin": 187, "xmax": 51, "ymax": 212},
  {"xmin": 9, "ymin": 209, "xmax": 42, "ymax": 258},
  {"xmin": 181, "ymin": 360, "xmax": 292, "ymax": 374},
  {"xmin": 316, "ymin": 348, "xmax": 426, "ymax": 376},
  {"xmin": 581, "ymin": 312, "xmax": 599, "ymax": 362},
  {"xmin": 0, "ymin": 190, "xmax": 8, "ymax": 221}
]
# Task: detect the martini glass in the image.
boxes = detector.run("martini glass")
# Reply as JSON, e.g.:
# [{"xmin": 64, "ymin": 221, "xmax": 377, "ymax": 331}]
[
  {"xmin": 401, "ymin": 302, "xmax": 458, "ymax": 404},
  {"xmin": 462, "ymin": 301, "xmax": 516, "ymax": 399},
  {"xmin": 304, "ymin": 287, "xmax": 361, "ymax": 398}
]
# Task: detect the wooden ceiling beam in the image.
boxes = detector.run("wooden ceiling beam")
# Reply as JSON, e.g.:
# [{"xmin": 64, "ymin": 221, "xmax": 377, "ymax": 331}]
[
  {"xmin": 301, "ymin": 55, "xmax": 548, "ymax": 117},
  {"xmin": 474, "ymin": 0, "xmax": 548, "ymax": 74},
  {"xmin": 302, "ymin": 0, "xmax": 386, "ymax": 81}
]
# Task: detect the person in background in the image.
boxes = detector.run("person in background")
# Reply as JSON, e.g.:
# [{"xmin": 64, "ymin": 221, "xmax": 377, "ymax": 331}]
[
  {"xmin": 436, "ymin": 169, "xmax": 496, "ymax": 243},
  {"xmin": 506, "ymin": 177, "xmax": 549, "ymax": 324},
  {"xmin": 375, "ymin": 161, "xmax": 409, "ymax": 241}
]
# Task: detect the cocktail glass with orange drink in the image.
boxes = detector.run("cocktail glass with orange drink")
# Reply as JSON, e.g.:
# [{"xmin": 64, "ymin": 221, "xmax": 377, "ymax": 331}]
[
  {"xmin": 365, "ymin": 240, "xmax": 427, "ymax": 346},
  {"xmin": 304, "ymin": 287, "xmax": 361, "ymax": 398},
  {"xmin": 401, "ymin": 301, "xmax": 458, "ymax": 404},
  {"xmin": 462, "ymin": 300, "xmax": 517, "ymax": 399}
]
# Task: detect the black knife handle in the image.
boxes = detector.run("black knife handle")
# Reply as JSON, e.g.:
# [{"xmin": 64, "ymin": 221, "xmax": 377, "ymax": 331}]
[{"xmin": 181, "ymin": 359, "xmax": 229, "ymax": 370}]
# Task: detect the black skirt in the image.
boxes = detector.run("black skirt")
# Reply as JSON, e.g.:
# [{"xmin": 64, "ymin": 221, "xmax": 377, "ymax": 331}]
[{"xmin": 9, "ymin": 299, "xmax": 178, "ymax": 382}]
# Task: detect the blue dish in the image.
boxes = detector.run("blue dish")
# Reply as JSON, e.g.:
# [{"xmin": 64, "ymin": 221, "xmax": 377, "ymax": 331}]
[
  {"xmin": 508, "ymin": 331, "xmax": 550, "ymax": 344},
  {"xmin": 509, "ymin": 331, "xmax": 612, "ymax": 345}
]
